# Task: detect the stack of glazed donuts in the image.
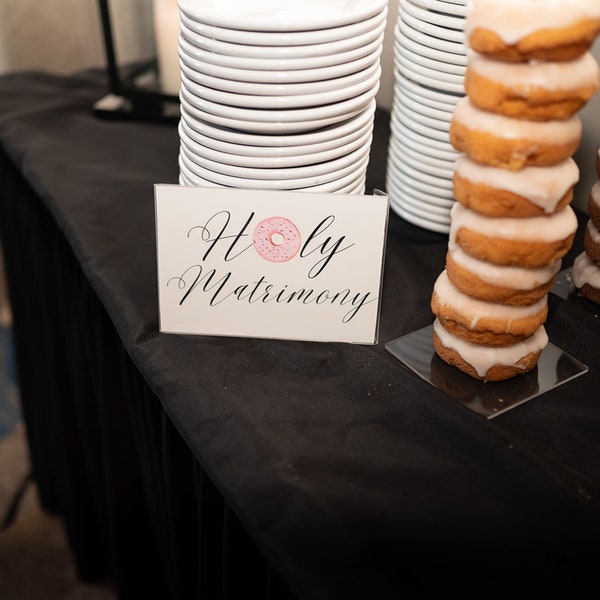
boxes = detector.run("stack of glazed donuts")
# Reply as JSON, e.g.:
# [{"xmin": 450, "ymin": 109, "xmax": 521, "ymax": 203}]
[
  {"xmin": 430, "ymin": 0, "xmax": 600, "ymax": 382},
  {"xmin": 572, "ymin": 148, "xmax": 600, "ymax": 304}
]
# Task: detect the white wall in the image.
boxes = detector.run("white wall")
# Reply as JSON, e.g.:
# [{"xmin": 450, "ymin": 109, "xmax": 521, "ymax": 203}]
[{"xmin": 0, "ymin": 0, "xmax": 155, "ymax": 76}]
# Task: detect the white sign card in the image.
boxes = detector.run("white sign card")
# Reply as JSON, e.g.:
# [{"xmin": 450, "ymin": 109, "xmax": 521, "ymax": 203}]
[{"xmin": 155, "ymin": 185, "xmax": 389, "ymax": 344}]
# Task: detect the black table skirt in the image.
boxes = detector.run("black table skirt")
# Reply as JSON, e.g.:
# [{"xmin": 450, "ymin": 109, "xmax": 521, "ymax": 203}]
[{"xmin": 1, "ymin": 70, "xmax": 600, "ymax": 599}]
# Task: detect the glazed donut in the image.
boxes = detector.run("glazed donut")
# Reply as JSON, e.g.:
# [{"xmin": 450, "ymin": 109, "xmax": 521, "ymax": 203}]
[
  {"xmin": 465, "ymin": 0, "xmax": 600, "ymax": 62},
  {"xmin": 464, "ymin": 51, "xmax": 600, "ymax": 121},
  {"xmin": 431, "ymin": 270, "xmax": 548, "ymax": 346},
  {"xmin": 432, "ymin": 318, "xmax": 548, "ymax": 382},
  {"xmin": 253, "ymin": 216, "xmax": 301, "ymax": 263},
  {"xmin": 453, "ymin": 155, "xmax": 579, "ymax": 218},
  {"xmin": 449, "ymin": 98, "xmax": 582, "ymax": 170},
  {"xmin": 583, "ymin": 219, "xmax": 600, "ymax": 264},
  {"xmin": 450, "ymin": 203, "xmax": 578, "ymax": 268},
  {"xmin": 572, "ymin": 250, "xmax": 600, "ymax": 305},
  {"xmin": 445, "ymin": 244, "xmax": 560, "ymax": 306},
  {"xmin": 588, "ymin": 181, "xmax": 600, "ymax": 231}
]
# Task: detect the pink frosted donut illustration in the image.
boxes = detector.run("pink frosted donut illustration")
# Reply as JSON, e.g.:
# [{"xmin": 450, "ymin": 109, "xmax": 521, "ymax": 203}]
[{"xmin": 253, "ymin": 216, "xmax": 301, "ymax": 262}]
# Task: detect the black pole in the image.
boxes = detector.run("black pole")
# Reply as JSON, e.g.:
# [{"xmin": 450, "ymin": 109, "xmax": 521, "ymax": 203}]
[{"xmin": 97, "ymin": 0, "xmax": 121, "ymax": 95}]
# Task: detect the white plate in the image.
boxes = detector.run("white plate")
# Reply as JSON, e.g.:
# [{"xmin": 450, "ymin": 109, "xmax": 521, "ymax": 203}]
[
  {"xmin": 397, "ymin": 17, "xmax": 466, "ymax": 56},
  {"xmin": 385, "ymin": 165, "xmax": 455, "ymax": 207},
  {"xmin": 178, "ymin": 0, "xmax": 388, "ymax": 32},
  {"xmin": 399, "ymin": 0, "xmax": 465, "ymax": 29},
  {"xmin": 394, "ymin": 42, "xmax": 466, "ymax": 77},
  {"xmin": 396, "ymin": 28, "xmax": 467, "ymax": 66},
  {"xmin": 388, "ymin": 184, "xmax": 453, "ymax": 221},
  {"xmin": 389, "ymin": 195, "xmax": 452, "ymax": 228},
  {"xmin": 389, "ymin": 133, "xmax": 457, "ymax": 170},
  {"xmin": 389, "ymin": 138, "xmax": 455, "ymax": 178},
  {"xmin": 387, "ymin": 182, "xmax": 452, "ymax": 220},
  {"xmin": 391, "ymin": 113, "xmax": 457, "ymax": 153},
  {"xmin": 388, "ymin": 198, "xmax": 451, "ymax": 233},
  {"xmin": 179, "ymin": 144, "xmax": 370, "ymax": 189},
  {"xmin": 179, "ymin": 11, "xmax": 387, "ymax": 59},
  {"xmin": 394, "ymin": 89, "xmax": 455, "ymax": 122},
  {"xmin": 179, "ymin": 65, "xmax": 381, "ymax": 109},
  {"xmin": 179, "ymin": 120, "xmax": 374, "ymax": 169},
  {"xmin": 178, "ymin": 41, "xmax": 383, "ymax": 84},
  {"xmin": 180, "ymin": 80, "xmax": 378, "ymax": 125},
  {"xmin": 399, "ymin": 2, "xmax": 465, "ymax": 43},
  {"xmin": 394, "ymin": 58, "xmax": 465, "ymax": 95},
  {"xmin": 393, "ymin": 97, "xmax": 452, "ymax": 132},
  {"xmin": 408, "ymin": 0, "xmax": 467, "ymax": 17},
  {"xmin": 181, "ymin": 110, "xmax": 374, "ymax": 159},
  {"xmin": 180, "ymin": 88, "xmax": 371, "ymax": 134},
  {"xmin": 180, "ymin": 134, "xmax": 372, "ymax": 180},
  {"xmin": 387, "ymin": 166, "xmax": 454, "ymax": 199},
  {"xmin": 388, "ymin": 146, "xmax": 454, "ymax": 191},
  {"xmin": 397, "ymin": 73, "xmax": 462, "ymax": 110},
  {"xmin": 178, "ymin": 7, "xmax": 387, "ymax": 46},
  {"xmin": 392, "ymin": 100, "xmax": 452, "ymax": 139},
  {"xmin": 178, "ymin": 31, "xmax": 384, "ymax": 72},
  {"xmin": 179, "ymin": 57, "xmax": 380, "ymax": 97},
  {"xmin": 180, "ymin": 99, "xmax": 376, "ymax": 147}
]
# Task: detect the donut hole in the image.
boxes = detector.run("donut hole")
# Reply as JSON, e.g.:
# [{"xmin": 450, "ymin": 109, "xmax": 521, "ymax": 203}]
[{"xmin": 270, "ymin": 232, "xmax": 286, "ymax": 246}]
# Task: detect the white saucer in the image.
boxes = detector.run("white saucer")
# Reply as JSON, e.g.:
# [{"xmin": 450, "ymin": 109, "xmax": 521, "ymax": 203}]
[
  {"xmin": 179, "ymin": 121, "xmax": 374, "ymax": 170},
  {"xmin": 179, "ymin": 65, "xmax": 381, "ymax": 110},
  {"xmin": 394, "ymin": 58, "xmax": 465, "ymax": 95},
  {"xmin": 385, "ymin": 165, "xmax": 455, "ymax": 207},
  {"xmin": 178, "ymin": 41, "xmax": 383, "ymax": 84},
  {"xmin": 397, "ymin": 17, "xmax": 466, "ymax": 56},
  {"xmin": 391, "ymin": 115, "xmax": 457, "ymax": 156},
  {"xmin": 181, "ymin": 112, "xmax": 374, "ymax": 159},
  {"xmin": 398, "ymin": 73, "xmax": 462, "ymax": 110},
  {"xmin": 180, "ymin": 135, "xmax": 372, "ymax": 180},
  {"xmin": 179, "ymin": 12, "xmax": 387, "ymax": 60},
  {"xmin": 178, "ymin": 30, "xmax": 384, "ymax": 72},
  {"xmin": 392, "ymin": 101, "xmax": 452, "ymax": 141},
  {"xmin": 398, "ymin": 0, "xmax": 465, "ymax": 44},
  {"xmin": 399, "ymin": 0, "xmax": 465, "ymax": 30},
  {"xmin": 178, "ymin": 0, "xmax": 388, "ymax": 32},
  {"xmin": 394, "ymin": 89, "xmax": 454, "ymax": 123},
  {"xmin": 394, "ymin": 43, "xmax": 466, "ymax": 78},
  {"xmin": 180, "ymin": 99, "xmax": 376, "ymax": 147},
  {"xmin": 395, "ymin": 24, "xmax": 467, "ymax": 67},
  {"xmin": 181, "ymin": 78, "xmax": 378, "ymax": 124},
  {"xmin": 389, "ymin": 134, "xmax": 457, "ymax": 170},
  {"xmin": 388, "ymin": 147, "xmax": 454, "ymax": 191},
  {"xmin": 178, "ymin": 6, "xmax": 387, "ymax": 46},
  {"xmin": 387, "ymin": 180, "xmax": 454, "ymax": 219},
  {"xmin": 388, "ymin": 198, "xmax": 451, "ymax": 233},
  {"xmin": 408, "ymin": 0, "xmax": 467, "ymax": 18},
  {"xmin": 179, "ymin": 58, "xmax": 380, "ymax": 98},
  {"xmin": 180, "ymin": 88, "xmax": 371, "ymax": 134},
  {"xmin": 179, "ymin": 144, "xmax": 371, "ymax": 189},
  {"xmin": 389, "ymin": 138, "xmax": 455, "ymax": 178}
]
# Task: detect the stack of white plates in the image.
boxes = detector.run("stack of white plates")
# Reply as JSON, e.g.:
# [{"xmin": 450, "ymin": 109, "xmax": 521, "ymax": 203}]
[
  {"xmin": 386, "ymin": 0, "xmax": 468, "ymax": 233},
  {"xmin": 176, "ymin": 0, "xmax": 388, "ymax": 194}
]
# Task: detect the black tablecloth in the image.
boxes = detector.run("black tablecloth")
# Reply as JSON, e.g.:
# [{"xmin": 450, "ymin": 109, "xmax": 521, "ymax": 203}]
[{"xmin": 1, "ymin": 70, "xmax": 599, "ymax": 599}]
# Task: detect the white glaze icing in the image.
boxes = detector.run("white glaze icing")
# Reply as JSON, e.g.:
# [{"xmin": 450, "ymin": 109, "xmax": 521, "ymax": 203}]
[
  {"xmin": 588, "ymin": 219, "xmax": 600, "ymax": 243},
  {"xmin": 468, "ymin": 51, "xmax": 600, "ymax": 92},
  {"xmin": 454, "ymin": 154, "xmax": 579, "ymax": 213},
  {"xmin": 433, "ymin": 318, "xmax": 548, "ymax": 378},
  {"xmin": 592, "ymin": 181, "xmax": 600, "ymax": 209},
  {"xmin": 465, "ymin": 0, "xmax": 600, "ymax": 44},
  {"xmin": 450, "ymin": 202, "xmax": 578, "ymax": 243},
  {"xmin": 452, "ymin": 97, "xmax": 582, "ymax": 142},
  {"xmin": 572, "ymin": 250, "xmax": 600, "ymax": 288},
  {"xmin": 448, "ymin": 243, "xmax": 561, "ymax": 289},
  {"xmin": 434, "ymin": 270, "xmax": 547, "ymax": 329}
]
